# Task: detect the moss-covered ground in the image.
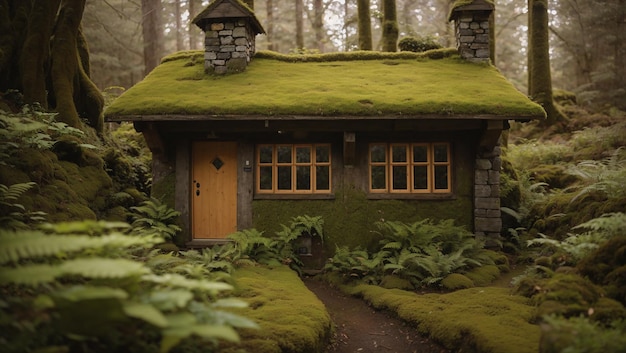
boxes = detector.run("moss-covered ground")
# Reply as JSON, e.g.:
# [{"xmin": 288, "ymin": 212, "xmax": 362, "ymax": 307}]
[
  {"xmin": 105, "ymin": 50, "xmax": 545, "ymax": 119},
  {"xmin": 319, "ymin": 274, "xmax": 540, "ymax": 353},
  {"xmin": 222, "ymin": 265, "xmax": 332, "ymax": 353}
]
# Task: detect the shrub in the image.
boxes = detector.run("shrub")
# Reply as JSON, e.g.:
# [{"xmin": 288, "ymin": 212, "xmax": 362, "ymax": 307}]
[{"xmin": 398, "ymin": 36, "xmax": 443, "ymax": 53}]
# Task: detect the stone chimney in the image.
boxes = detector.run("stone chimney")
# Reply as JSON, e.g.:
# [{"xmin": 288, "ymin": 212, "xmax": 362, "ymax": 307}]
[
  {"xmin": 192, "ymin": 0, "xmax": 265, "ymax": 74},
  {"xmin": 449, "ymin": 0, "xmax": 494, "ymax": 63}
]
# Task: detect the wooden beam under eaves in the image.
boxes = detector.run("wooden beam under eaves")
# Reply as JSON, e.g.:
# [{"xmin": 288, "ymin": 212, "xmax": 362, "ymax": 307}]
[
  {"xmin": 479, "ymin": 120, "xmax": 503, "ymax": 148},
  {"xmin": 343, "ymin": 132, "xmax": 356, "ymax": 166},
  {"xmin": 134, "ymin": 122, "xmax": 166, "ymax": 155}
]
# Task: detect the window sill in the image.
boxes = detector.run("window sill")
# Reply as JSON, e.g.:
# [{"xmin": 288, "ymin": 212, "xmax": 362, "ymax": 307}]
[
  {"xmin": 254, "ymin": 194, "xmax": 336, "ymax": 200},
  {"xmin": 367, "ymin": 193, "xmax": 457, "ymax": 200}
]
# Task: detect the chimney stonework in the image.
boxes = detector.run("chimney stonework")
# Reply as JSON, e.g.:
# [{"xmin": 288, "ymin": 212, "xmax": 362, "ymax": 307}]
[
  {"xmin": 204, "ymin": 19, "xmax": 256, "ymax": 74},
  {"xmin": 449, "ymin": 0, "xmax": 494, "ymax": 63},
  {"xmin": 191, "ymin": 0, "xmax": 265, "ymax": 75}
]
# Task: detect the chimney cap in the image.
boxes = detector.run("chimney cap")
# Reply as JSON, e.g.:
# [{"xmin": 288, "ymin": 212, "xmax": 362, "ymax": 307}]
[
  {"xmin": 448, "ymin": 0, "xmax": 494, "ymax": 21},
  {"xmin": 192, "ymin": 0, "xmax": 265, "ymax": 34}
]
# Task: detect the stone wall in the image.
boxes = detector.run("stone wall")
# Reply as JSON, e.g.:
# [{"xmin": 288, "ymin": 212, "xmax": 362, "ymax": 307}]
[
  {"xmin": 454, "ymin": 11, "xmax": 491, "ymax": 62},
  {"xmin": 474, "ymin": 144, "xmax": 502, "ymax": 246},
  {"xmin": 204, "ymin": 19, "xmax": 255, "ymax": 74}
]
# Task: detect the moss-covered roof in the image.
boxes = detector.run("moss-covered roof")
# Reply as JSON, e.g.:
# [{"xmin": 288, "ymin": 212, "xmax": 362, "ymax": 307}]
[{"xmin": 104, "ymin": 50, "xmax": 545, "ymax": 121}]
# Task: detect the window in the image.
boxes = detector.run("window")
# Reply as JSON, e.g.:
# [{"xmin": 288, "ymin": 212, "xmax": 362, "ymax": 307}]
[
  {"xmin": 257, "ymin": 144, "xmax": 331, "ymax": 193},
  {"xmin": 369, "ymin": 143, "xmax": 451, "ymax": 193}
]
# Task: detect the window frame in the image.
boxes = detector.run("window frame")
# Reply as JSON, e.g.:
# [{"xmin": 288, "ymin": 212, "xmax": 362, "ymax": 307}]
[
  {"xmin": 256, "ymin": 143, "xmax": 332, "ymax": 194},
  {"xmin": 368, "ymin": 142, "xmax": 452, "ymax": 194}
]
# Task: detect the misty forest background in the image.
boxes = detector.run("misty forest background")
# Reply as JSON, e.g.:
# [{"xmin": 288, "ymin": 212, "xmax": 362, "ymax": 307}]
[{"xmin": 84, "ymin": 0, "xmax": 625, "ymax": 113}]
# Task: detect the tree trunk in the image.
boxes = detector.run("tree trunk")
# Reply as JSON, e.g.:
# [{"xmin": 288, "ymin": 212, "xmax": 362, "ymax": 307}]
[
  {"xmin": 0, "ymin": 0, "xmax": 103, "ymax": 132},
  {"xmin": 141, "ymin": 0, "xmax": 164, "ymax": 76},
  {"xmin": 528, "ymin": 0, "xmax": 565, "ymax": 124},
  {"xmin": 19, "ymin": 0, "xmax": 61, "ymax": 108},
  {"xmin": 296, "ymin": 0, "xmax": 304, "ymax": 50},
  {"xmin": 267, "ymin": 0, "xmax": 275, "ymax": 51},
  {"xmin": 381, "ymin": 0, "xmax": 398, "ymax": 52},
  {"xmin": 313, "ymin": 0, "xmax": 325, "ymax": 52},
  {"xmin": 357, "ymin": 0, "xmax": 373, "ymax": 50},
  {"xmin": 174, "ymin": 0, "xmax": 183, "ymax": 51},
  {"xmin": 188, "ymin": 0, "xmax": 200, "ymax": 50}
]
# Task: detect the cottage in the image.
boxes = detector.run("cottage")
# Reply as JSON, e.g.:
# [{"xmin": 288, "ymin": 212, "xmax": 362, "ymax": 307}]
[{"xmin": 105, "ymin": 0, "xmax": 545, "ymax": 267}]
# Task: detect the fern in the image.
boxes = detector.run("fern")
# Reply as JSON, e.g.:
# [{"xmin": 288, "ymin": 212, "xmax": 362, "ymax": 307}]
[
  {"xmin": 527, "ymin": 213, "xmax": 626, "ymax": 265},
  {"xmin": 130, "ymin": 198, "xmax": 181, "ymax": 241},
  {"xmin": 0, "ymin": 221, "xmax": 254, "ymax": 353},
  {"xmin": 0, "ymin": 182, "xmax": 46, "ymax": 230}
]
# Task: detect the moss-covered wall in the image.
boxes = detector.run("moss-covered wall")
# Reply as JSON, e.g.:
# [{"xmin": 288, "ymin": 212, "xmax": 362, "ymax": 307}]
[{"xmin": 252, "ymin": 184, "xmax": 474, "ymax": 254}]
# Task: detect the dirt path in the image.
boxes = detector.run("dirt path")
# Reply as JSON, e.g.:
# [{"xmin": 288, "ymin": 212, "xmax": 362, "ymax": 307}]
[{"xmin": 303, "ymin": 277, "xmax": 449, "ymax": 353}]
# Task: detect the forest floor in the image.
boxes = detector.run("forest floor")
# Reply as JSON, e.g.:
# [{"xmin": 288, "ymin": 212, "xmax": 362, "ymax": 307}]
[
  {"xmin": 303, "ymin": 277, "xmax": 449, "ymax": 353},
  {"xmin": 303, "ymin": 263, "xmax": 527, "ymax": 353}
]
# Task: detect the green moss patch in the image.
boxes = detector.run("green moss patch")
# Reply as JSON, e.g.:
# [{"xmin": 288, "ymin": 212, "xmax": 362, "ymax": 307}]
[
  {"xmin": 253, "ymin": 185, "xmax": 474, "ymax": 256},
  {"xmin": 106, "ymin": 50, "xmax": 544, "ymax": 119},
  {"xmin": 345, "ymin": 284, "xmax": 540, "ymax": 353},
  {"xmin": 224, "ymin": 265, "xmax": 331, "ymax": 353}
]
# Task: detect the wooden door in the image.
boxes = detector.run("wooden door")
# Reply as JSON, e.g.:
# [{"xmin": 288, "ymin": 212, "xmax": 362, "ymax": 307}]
[{"xmin": 192, "ymin": 141, "xmax": 238, "ymax": 239}]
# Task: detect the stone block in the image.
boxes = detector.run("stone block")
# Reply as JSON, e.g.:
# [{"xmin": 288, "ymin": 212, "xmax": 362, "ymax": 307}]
[
  {"xmin": 234, "ymin": 38, "xmax": 248, "ymax": 46},
  {"xmin": 206, "ymin": 38, "xmax": 220, "ymax": 46},
  {"xmin": 475, "ymin": 34, "xmax": 489, "ymax": 43},
  {"xmin": 235, "ymin": 45, "xmax": 248, "ymax": 52},
  {"xmin": 205, "ymin": 30, "xmax": 218, "ymax": 38},
  {"xmin": 459, "ymin": 22, "xmax": 470, "ymax": 29},
  {"xmin": 475, "ymin": 170, "xmax": 488, "ymax": 184},
  {"xmin": 480, "ymin": 21, "xmax": 490, "ymax": 29},
  {"xmin": 476, "ymin": 48, "xmax": 490, "ymax": 58},
  {"xmin": 204, "ymin": 52, "xmax": 217, "ymax": 60},
  {"xmin": 475, "ymin": 197, "xmax": 500, "ymax": 210},
  {"xmin": 220, "ymin": 36, "xmax": 234, "ymax": 45},
  {"xmin": 492, "ymin": 156, "xmax": 502, "ymax": 171},
  {"xmin": 210, "ymin": 23, "xmax": 224, "ymax": 31},
  {"xmin": 475, "ymin": 217, "xmax": 502, "ymax": 233},
  {"xmin": 220, "ymin": 45, "xmax": 236, "ymax": 52},
  {"xmin": 219, "ymin": 30, "xmax": 233, "ymax": 36},
  {"xmin": 490, "ymin": 185, "xmax": 500, "ymax": 197},
  {"xmin": 224, "ymin": 22, "xmax": 234, "ymax": 30},
  {"xmin": 476, "ymin": 159, "xmax": 492, "ymax": 170},
  {"xmin": 231, "ymin": 51, "xmax": 248, "ymax": 58},
  {"xmin": 217, "ymin": 52, "xmax": 230, "ymax": 59},
  {"xmin": 226, "ymin": 57, "xmax": 248, "ymax": 72},
  {"xmin": 488, "ymin": 170, "xmax": 500, "ymax": 184},
  {"xmin": 233, "ymin": 27, "xmax": 247, "ymax": 38},
  {"xmin": 214, "ymin": 66, "xmax": 228, "ymax": 75},
  {"xmin": 213, "ymin": 60, "xmax": 225, "ymax": 66},
  {"xmin": 475, "ymin": 185, "xmax": 491, "ymax": 197},
  {"xmin": 459, "ymin": 35, "xmax": 475, "ymax": 43},
  {"xmin": 470, "ymin": 22, "xmax": 480, "ymax": 29}
]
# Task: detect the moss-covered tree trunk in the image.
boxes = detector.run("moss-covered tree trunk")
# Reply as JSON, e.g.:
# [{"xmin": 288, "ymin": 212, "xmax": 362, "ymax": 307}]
[
  {"xmin": 357, "ymin": 0, "xmax": 373, "ymax": 50},
  {"xmin": 528, "ymin": 0, "xmax": 565, "ymax": 125},
  {"xmin": 0, "ymin": 0, "xmax": 104, "ymax": 133},
  {"xmin": 382, "ymin": 0, "xmax": 398, "ymax": 52}
]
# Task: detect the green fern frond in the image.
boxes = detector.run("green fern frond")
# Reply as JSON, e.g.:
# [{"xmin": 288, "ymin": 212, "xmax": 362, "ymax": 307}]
[
  {"xmin": 0, "ymin": 258, "xmax": 150, "ymax": 285},
  {"xmin": 0, "ymin": 230, "xmax": 162, "ymax": 264},
  {"xmin": 142, "ymin": 273, "xmax": 233, "ymax": 293}
]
